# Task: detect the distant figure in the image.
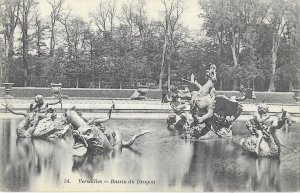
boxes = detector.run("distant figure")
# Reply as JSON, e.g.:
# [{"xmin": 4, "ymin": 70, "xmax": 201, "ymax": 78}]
[
  {"xmin": 130, "ymin": 89, "xmax": 147, "ymax": 100},
  {"xmin": 161, "ymin": 82, "xmax": 168, "ymax": 103}
]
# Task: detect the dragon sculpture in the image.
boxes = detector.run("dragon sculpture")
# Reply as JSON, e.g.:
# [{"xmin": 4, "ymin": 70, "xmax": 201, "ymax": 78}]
[
  {"xmin": 66, "ymin": 105, "xmax": 150, "ymax": 153},
  {"xmin": 167, "ymin": 65, "xmax": 255, "ymax": 140}
]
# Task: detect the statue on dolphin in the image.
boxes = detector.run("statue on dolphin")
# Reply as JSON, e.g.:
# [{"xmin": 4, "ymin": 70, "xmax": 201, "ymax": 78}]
[
  {"xmin": 1, "ymin": 97, "xmax": 70, "ymax": 139},
  {"xmin": 241, "ymin": 106, "xmax": 295, "ymax": 157}
]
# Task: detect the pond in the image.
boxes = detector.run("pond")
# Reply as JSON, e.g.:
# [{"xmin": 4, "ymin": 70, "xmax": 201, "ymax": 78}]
[{"xmin": 0, "ymin": 118, "xmax": 299, "ymax": 192}]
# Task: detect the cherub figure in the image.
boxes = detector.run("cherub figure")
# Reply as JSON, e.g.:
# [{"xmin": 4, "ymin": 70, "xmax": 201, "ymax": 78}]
[{"xmin": 246, "ymin": 104, "xmax": 271, "ymax": 155}]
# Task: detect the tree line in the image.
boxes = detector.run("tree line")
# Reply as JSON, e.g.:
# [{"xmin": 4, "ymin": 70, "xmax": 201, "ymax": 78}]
[{"xmin": 0, "ymin": 0, "xmax": 299, "ymax": 91}]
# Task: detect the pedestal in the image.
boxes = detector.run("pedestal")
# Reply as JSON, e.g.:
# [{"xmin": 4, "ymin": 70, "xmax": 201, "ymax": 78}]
[
  {"xmin": 50, "ymin": 83, "xmax": 62, "ymax": 98},
  {"xmin": 3, "ymin": 83, "xmax": 14, "ymax": 98},
  {"xmin": 292, "ymin": 89, "xmax": 300, "ymax": 103}
]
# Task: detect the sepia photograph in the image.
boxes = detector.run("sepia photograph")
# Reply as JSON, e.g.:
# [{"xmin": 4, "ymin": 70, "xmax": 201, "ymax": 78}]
[{"xmin": 0, "ymin": 0, "xmax": 299, "ymax": 192}]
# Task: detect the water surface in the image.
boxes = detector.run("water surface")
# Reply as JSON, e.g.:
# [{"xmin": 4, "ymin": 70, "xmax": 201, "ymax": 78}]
[{"xmin": 0, "ymin": 118, "xmax": 299, "ymax": 192}]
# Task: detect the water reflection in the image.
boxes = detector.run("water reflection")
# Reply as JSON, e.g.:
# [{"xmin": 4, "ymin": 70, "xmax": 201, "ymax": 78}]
[
  {"xmin": 72, "ymin": 147, "xmax": 142, "ymax": 179},
  {"xmin": 0, "ymin": 118, "xmax": 73, "ymax": 191},
  {"xmin": 182, "ymin": 141, "xmax": 215, "ymax": 191},
  {"xmin": 72, "ymin": 152, "xmax": 111, "ymax": 179},
  {"xmin": 2, "ymin": 138, "xmax": 73, "ymax": 191},
  {"xmin": 182, "ymin": 139, "xmax": 243, "ymax": 191},
  {"xmin": 4, "ymin": 138, "xmax": 37, "ymax": 191},
  {"xmin": 238, "ymin": 156, "xmax": 281, "ymax": 191},
  {"xmin": 0, "ymin": 118, "xmax": 299, "ymax": 192},
  {"xmin": 180, "ymin": 136, "xmax": 296, "ymax": 192}
]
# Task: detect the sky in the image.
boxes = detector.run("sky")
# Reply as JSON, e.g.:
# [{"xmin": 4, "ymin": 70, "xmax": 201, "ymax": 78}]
[
  {"xmin": 37, "ymin": 0, "xmax": 203, "ymax": 31},
  {"xmin": 0, "ymin": 0, "xmax": 204, "ymax": 53}
]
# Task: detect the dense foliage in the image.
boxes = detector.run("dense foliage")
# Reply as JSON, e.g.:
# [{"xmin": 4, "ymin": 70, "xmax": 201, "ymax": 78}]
[{"xmin": 0, "ymin": 0, "xmax": 299, "ymax": 91}]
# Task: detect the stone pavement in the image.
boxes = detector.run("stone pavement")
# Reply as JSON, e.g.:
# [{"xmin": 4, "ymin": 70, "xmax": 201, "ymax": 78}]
[
  {"xmin": 1, "ymin": 98, "xmax": 299, "ymax": 122},
  {"xmin": 0, "ymin": 98, "xmax": 299, "ymax": 116}
]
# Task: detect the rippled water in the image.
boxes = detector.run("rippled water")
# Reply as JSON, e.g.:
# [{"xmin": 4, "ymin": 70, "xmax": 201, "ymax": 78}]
[{"xmin": 0, "ymin": 118, "xmax": 299, "ymax": 192}]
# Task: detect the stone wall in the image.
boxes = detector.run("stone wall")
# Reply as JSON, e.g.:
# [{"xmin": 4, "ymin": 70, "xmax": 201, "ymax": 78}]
[
  {"xmin": 0, "ymin": 87, "xmax": 162, "ymax": 99},
  {"xmin": 216, "ymin": 91, "xmax": 296, "ymax": 104},
  {"xmin": 0, "ymin": 87, "xmax": 296, "ymax": 104}
]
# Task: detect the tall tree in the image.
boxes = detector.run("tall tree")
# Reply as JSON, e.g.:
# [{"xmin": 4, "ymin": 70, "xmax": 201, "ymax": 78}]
[
  {"xmin": 1, "ymin": 0, "xmax": 20, "ymax": 59},
  {"xmin": 158, "ymin": 0, "xmax": 183, "ymax": 89},
  {"xmin": 68, "ymin": 17, "xmax": 88, "ymax": 60},
  {"xmin": 32, "ymin": 9, "xmax": 47, "ymax": 56},
  {"xmin": 18, "ymin": 0, "xmax": 36, "ymax": 86},
  {"xmin": 90, "ymin": 0, "xmax": 109, "ymax": 32},
  {"xmin": 107, "ymin": 0, "xmax": 117, "ymax": 32},
  {"xmin": 0, "ymin": 0, "xmax": 20, "ymax": 82},
  {"xmin": 58, "ymin": 9, "xmax": 72, "ymax": 59},
  {"xmin": 48, "ymin": 0, "xmax": 64, "ymax": 56},
  {"xmin": 266, "ymin": 0, "xmax": 296, "ymax": 91},
  {"xmin": 91, "ymin": 0, "xmax": 117, "ymax": 33},
  {"xmin": 274, "ymin": 1, "xmax": 300, "ymax": 91},
  {"xmin": 200, "ymin": 0, "xmax": 268, "ymax": 90},
  {"xmin": 120, "ymin": 2, "xmax": 135, "ymax": 36}
]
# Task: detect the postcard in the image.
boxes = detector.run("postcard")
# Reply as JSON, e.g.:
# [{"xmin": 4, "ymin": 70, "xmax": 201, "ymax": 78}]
[{"xmin": 0, "ymin": 0, "xmax": 299, "ymax": 192}]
